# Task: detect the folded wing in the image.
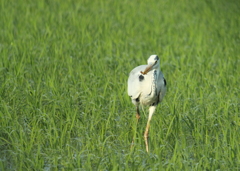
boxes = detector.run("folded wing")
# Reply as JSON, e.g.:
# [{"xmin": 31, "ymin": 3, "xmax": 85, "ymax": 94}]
[{"xmin": 128, "ymin": 65, "xmax": 152, "ymax": 100}]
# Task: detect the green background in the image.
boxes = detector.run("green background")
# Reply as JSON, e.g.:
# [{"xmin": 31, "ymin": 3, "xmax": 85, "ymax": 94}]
[{"xmin": 0, "ymin": 0, "xmax": 239, "ymax": 170}]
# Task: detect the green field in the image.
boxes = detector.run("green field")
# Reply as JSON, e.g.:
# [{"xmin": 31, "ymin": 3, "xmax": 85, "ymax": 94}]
[{"xmin": 0, "ymin": 0, "xmax": 239, "ymax": 170}]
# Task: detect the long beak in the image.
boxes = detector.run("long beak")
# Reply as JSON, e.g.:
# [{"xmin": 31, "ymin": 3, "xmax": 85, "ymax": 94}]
[{"xmin": 140, "ymin": 62, "xmax": 156, "ymax": 75}]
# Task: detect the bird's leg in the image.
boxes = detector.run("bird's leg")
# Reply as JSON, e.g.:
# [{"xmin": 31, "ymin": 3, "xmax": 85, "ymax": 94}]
[
  {"xmin": 144, "ymin": 105, "xmax": 156, "ymax": 153},
  {"xmin": 131, "ymin": 105, "xmax": 140, "ymax": 149},
  {"xmin": 136, "ymin": 106, "xmax": 140, "ymax": 122}
]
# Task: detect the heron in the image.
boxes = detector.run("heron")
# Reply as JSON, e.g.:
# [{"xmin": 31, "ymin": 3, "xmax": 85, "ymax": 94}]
[{"xmin": 127, "ymin": 55, "xmax": 167, "ymax": 152}]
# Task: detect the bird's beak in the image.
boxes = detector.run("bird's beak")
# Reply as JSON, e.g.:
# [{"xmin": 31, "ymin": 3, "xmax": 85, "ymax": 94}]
[{"xmin": 140, "ymin": 61, "xmax": 156, "ymax": 75}]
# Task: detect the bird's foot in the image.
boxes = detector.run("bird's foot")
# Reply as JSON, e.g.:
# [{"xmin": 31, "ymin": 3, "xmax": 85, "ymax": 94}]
[
  {"xmin": 136, "ymin": 113, "xmax": 140, "ymax": 120},
  {"xmin": 144, "ymin": 134, "xmax": 149, "ymax": 152}
]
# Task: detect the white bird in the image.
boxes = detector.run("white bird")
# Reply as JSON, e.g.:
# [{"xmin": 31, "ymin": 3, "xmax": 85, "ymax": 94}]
[{"xmin": 127, "ymin": 55, "xmax": 167, "ymax": 152}]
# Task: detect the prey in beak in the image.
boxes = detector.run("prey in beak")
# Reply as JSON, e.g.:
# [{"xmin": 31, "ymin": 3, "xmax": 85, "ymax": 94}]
[{"xmin": 140, "ymin": 61, "xmax": 157, "ymax": 75}]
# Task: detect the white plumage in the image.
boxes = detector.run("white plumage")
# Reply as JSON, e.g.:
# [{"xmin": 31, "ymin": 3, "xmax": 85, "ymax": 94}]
[{"xmin": 127, "ymin": 55, "xmax": 167, "ymax": 152}]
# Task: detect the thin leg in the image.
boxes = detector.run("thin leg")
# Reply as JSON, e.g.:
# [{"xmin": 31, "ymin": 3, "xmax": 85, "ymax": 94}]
[
  {"xmin": 144, "ymin": 106, "xmax": 156, "ymax": 152},
  {"xmin": 131, "ymin": 105, "xmax": 140, "ymax": 149},
  {"xmin": 136, "ymin": 106, "xmax": 140, "ymax": 121}
]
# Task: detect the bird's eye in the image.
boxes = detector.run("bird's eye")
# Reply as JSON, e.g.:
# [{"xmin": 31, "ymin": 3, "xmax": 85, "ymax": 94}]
[{"xmin": 154, "ymin": 56, "xmax": 159, "ymax": 60}]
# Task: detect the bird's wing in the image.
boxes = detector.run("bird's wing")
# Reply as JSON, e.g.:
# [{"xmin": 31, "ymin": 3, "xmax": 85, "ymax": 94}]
[
  {"xmin": 157, "ymin": 72, "xmax": 167, "ymax": 102},
  {"xmin": 128, "ymin": 65, "xmax": 152, "ymax": 99}
]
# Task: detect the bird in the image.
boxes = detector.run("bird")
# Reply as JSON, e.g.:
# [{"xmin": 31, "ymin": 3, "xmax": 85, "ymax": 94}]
[{"xmin": 127, "ymin": 55, "xmax": 167, "ymax": 152}]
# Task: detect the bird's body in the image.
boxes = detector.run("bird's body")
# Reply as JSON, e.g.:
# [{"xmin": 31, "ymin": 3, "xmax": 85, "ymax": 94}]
[
  {"xmin": 127, "ymin": 55, "xmax": 167, "ymax": 152},
  {"xmin": 128, "ymin": 65, "xmax": 166, "ymax": 106}
]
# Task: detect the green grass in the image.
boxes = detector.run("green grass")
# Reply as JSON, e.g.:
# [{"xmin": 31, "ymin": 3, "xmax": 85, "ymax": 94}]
[{"xmin": 0, "ymin": 0, "xmax": 239, "ymax": 170}]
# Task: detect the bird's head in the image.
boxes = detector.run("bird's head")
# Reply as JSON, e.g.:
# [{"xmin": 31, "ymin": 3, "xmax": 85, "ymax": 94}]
[{"xmin": 141, "ymin": 55, "xmax": 160, "ymax": 75}]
